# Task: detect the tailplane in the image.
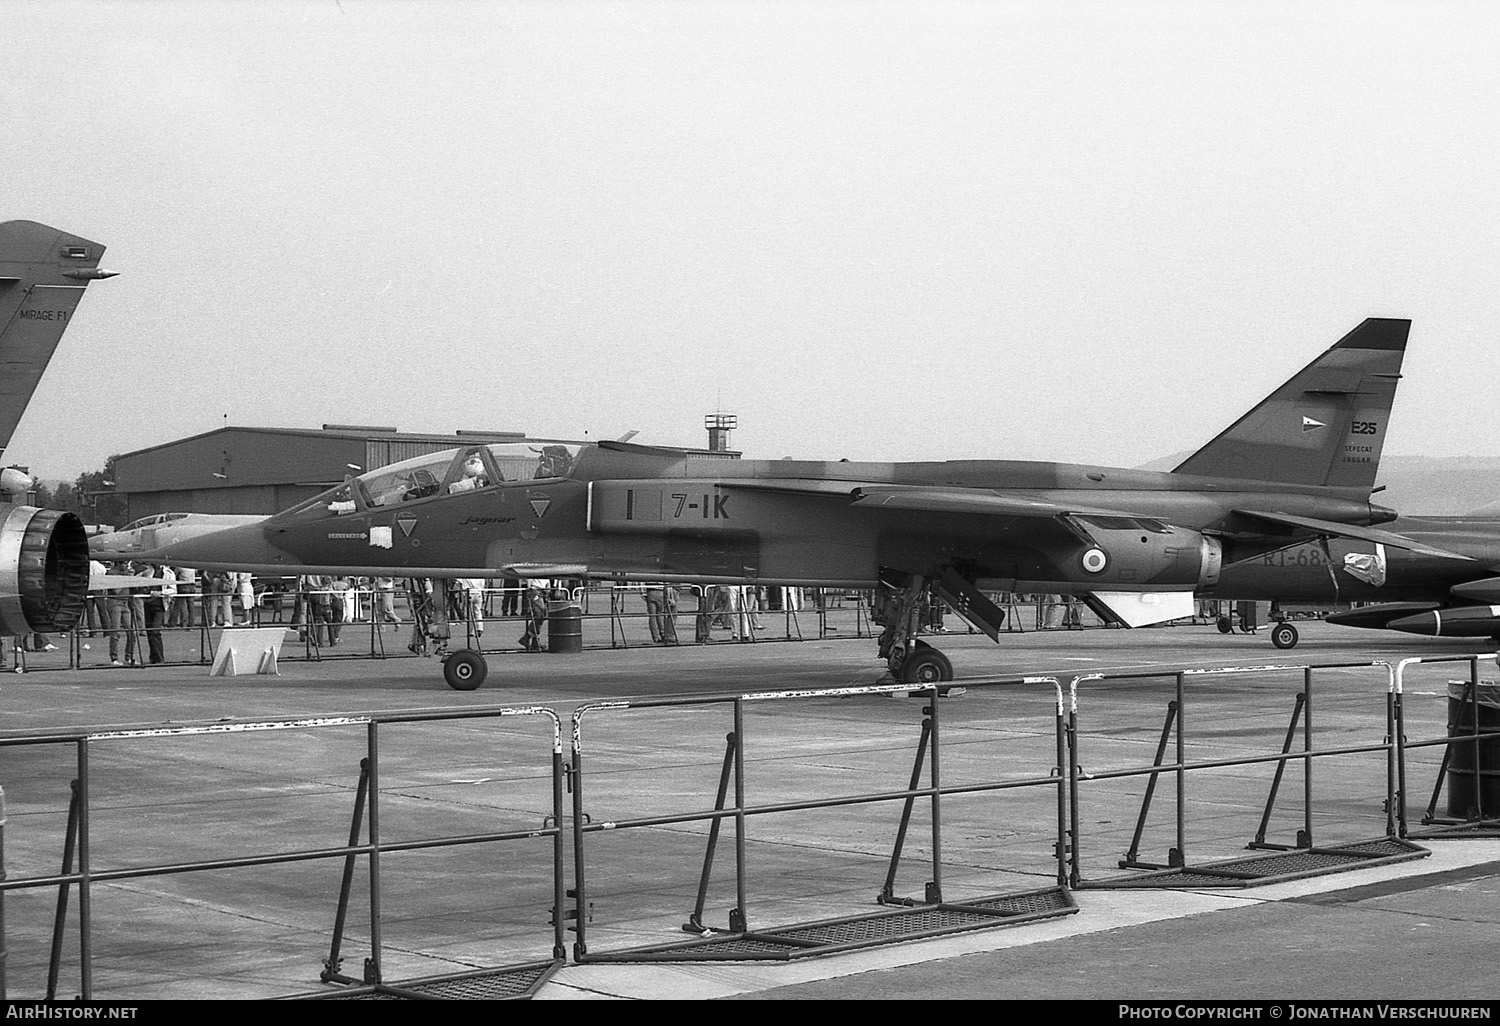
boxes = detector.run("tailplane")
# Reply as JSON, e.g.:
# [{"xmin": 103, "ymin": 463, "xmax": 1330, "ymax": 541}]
[
  {"xmin": 0, "ymin": 220, "xmax": 114, "ymax": 460},
  {"xmin": 1172, "ymin": 318, "xmax": 1408, "ymax": 490}
]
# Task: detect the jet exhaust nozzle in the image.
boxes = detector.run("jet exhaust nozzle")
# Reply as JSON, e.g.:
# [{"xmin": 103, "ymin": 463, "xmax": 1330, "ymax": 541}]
[{"xmin": 0, "ymin": 505, "xmax": 90, "ymax": 635}]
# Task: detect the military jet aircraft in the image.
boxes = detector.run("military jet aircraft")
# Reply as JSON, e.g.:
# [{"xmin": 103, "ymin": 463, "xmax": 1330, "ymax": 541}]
[
  {"xmin": 89, "ymin": 512, "xmax": 269, "ymax": 558},
  {"xmin": 136, "ymin": 316, "xmax": 1463, "ymax": 690},
  {"xmin": 1205, "ymin": 513, "xmax": 1497, "ymax": 649},
  {"xmin": 0, "ymin": 221, "xmax": 114, "ymax": 641}
]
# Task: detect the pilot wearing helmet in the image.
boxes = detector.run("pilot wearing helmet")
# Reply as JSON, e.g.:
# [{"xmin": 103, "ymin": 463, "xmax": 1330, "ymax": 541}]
[{"xmin": 447, "ymin": 454, "xmax": 490, "ymax": 494}]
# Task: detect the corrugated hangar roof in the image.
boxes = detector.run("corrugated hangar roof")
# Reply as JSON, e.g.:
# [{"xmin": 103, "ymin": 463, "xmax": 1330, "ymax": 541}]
[{"xmin": 114, "ymin": 424, "xmax": 558, "ymax": 460}]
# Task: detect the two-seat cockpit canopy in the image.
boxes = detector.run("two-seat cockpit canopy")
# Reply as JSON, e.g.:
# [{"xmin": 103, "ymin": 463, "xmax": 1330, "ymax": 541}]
[
  {"xmin": 286, "ymin": 442, "xmax": 584, "ymax": 520},
  {"xmin": 116, "ymin": 512, "xmax": 193, "ymax": 533}
]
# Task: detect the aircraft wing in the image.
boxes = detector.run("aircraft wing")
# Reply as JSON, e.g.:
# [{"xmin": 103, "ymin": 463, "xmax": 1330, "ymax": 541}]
[
  {"xmin": 846, "ymin": 486, "xmax": 1146, "ymax": 520},
  {"xmin": 714, "ymin": 479, "xmax": 870, "ymax": 498},
  {"xmin": 723, "ymin": 479, "xmax": 1145, "ymax": 520},
  {"xmin": 724, "ymin": 484, "xmax": 1458, "ymax": 558},
  {"xmin": 720, "ymin": 480, "xmax": 1179, "ymax": 558},
  {"xmin": 1231, "ymin": 509, "xmax": 1476, "ymax": 561},
  {"xmin": 844, "ymin": 487, "xmax": 1210, "ymax": 629}
]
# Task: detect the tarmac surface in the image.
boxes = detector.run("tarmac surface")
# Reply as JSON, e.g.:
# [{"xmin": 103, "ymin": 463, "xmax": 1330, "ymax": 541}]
[{"xmin": 1, "ymin": 610, "xmax": 1497, "ymax": 1003}]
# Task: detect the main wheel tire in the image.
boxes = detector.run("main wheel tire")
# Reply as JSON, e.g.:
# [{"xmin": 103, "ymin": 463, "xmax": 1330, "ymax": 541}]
[
  {"xmin": 1216, "ymin": 616, "xmax": 1232, "ymax": 634},
  {"xmin": 443, "ymin": 649, "xmax": 488, "ymax": 691},
  {"xmin": 900, "ymin": 647, "xmax": 953, "ymax": 685},
  {"xmin": 1270, "ymin": 623, "xmax": 1299, "ymax": 650}
]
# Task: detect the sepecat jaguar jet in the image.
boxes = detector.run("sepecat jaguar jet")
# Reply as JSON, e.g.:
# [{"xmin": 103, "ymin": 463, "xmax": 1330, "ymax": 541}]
[{"xmin": 136, "ymin": 317, "xmax": 1456, "ymax": 690}]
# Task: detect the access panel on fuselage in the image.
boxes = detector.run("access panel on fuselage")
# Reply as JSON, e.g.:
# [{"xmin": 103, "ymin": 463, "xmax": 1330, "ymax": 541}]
[
  {"xmin": 588, "ymin": 480, "xmax": 877, "ymax": 583},
  {"xmin": 590, "ymin": 482, "xmax": 734, "ymax": 530}
]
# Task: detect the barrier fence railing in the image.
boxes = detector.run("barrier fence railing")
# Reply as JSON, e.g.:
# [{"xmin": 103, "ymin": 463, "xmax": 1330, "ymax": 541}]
[
  {"xmin": 566, "ymin": 677, "xmax": 1078, "ymax": 964},
  {"xmin": 8, "ymin": 586, "xmax": 893, "ymax": 674},
  {"xmin": 0, "ymin": 705, "xmax": 567, "ymax": 1000},
  {"xmin": 1063, "ymin": 661, "xmax": 1430, "ymax": 888},
  {"xmin": 13, "ymin": 587, "xmax": 1249, "ymax": 676},
  {"xmin": 1384, "ymin": 655, "xmax": 1500, "ymax": 839},
  {"xmin": 2, "ymin": 652, "xmax": 1497, "ymax": 996}
]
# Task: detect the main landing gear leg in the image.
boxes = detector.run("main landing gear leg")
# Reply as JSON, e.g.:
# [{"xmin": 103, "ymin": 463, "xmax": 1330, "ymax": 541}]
[{"xmin": 875, "ymin": 571, "xmax": 954, "ymax": 686}]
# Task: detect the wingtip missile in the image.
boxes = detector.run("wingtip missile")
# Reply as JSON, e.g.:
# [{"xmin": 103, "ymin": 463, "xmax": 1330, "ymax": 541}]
[{"xmin": 61, "ymin": 267, "xmax": 118, "ymax": 280}]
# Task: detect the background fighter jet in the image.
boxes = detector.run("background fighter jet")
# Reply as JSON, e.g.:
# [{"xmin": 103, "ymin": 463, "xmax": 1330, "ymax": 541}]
[
  {"xmin": 140, "ymin": 317, "xmax": 1452, "ymax": 690},
  {"xmin": 1206, "ymin": 513, "xmax": 1499, "ymax": 648},
  {"xmin": 89, "ymin": 512, "xmax": 270, "ymax": 559},
  {"xmin": 0, "ymin": 221, "xmax": 115, "ymax": 640}
]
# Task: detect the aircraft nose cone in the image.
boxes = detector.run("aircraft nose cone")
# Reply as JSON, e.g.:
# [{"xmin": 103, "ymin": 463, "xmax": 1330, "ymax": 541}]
[{"xmin": 89, "ymin": 534, "xmax": 140, "ymax": 561}]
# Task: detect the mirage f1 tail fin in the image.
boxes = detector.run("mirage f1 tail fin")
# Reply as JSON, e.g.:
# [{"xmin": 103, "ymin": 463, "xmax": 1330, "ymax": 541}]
[
  {"xmin": 1172, "ymin": 318, "xmax": 1408, "ymax": 491},
  {"xmin": 0, "ymin": 221, "xmax": 115, "ymax": 460}
]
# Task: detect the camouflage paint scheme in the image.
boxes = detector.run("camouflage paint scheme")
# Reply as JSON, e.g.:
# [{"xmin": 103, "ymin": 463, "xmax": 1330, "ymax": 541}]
[
  {"xmin": 144, "ymin": 319, "xmax": 1428, "ymax": 600},
  {"xmin": 1213, "ymin": 516, "xmax": 1500, "ymax": 638}
]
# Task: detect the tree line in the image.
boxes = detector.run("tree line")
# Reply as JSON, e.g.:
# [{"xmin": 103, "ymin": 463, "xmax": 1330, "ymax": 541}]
[{"xmin": 29, "ymin": 455, "xmax": 128, "ymax": 527}]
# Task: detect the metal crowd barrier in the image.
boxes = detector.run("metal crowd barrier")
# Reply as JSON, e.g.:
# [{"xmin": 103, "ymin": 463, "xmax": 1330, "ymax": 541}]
[
  {"xmin": 1064, "ymin": 661, "xmax": 1428, "ymax": 889},
  {"xmin": 565, "ymin": 678, "xmax": 1078, "ymax": 964},
  {"xmin": 1, "ymin": 653, "xmax": 1497, "ymax": 998},
  {"xmin": 1383, "ymin": 655, "xmax": 1500, "ymax": 839},
  {"xmin": 13, "ymin": 582, "xmax": 1260, "ymax": 680},
  {"xmin": 0, "ymin": 706, "xmax": 567, "ymax": 1001},
  {"xmin": 12, "ymin": 586, "xmax": 895, "ymax": 675},
  {"xmin": 7, "ymin": 588, "xmax": 1244, "ymax": 679}
]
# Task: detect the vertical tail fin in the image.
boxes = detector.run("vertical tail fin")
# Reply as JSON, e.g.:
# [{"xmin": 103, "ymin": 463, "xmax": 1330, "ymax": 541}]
[
  {"xmin": 0, "ymin": 220, "xmax": 114, "ymax": 460},
  {"xmin": 1171, "ymin": 318, "xmax": 1408, "ymax": 490}
]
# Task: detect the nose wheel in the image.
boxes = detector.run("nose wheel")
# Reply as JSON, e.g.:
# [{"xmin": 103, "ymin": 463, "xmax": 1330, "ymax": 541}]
[
  {"xmin": 1270, "ymin": 622, "xmax": 1299, "ymax": 650},
  {"xmin": 443, "ymin": 649, "xmax": 489, "ymax": 690}
]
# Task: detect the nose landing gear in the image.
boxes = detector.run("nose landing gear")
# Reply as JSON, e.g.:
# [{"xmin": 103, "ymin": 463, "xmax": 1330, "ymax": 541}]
[{"xmin": 443, "ymin": 649, "xmax": 488, "ymax": 690}]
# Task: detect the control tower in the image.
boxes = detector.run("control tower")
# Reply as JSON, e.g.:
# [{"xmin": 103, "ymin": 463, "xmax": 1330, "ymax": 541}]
[{"xmin": 704, "ymin": 413, "xmax": 737, "ymax": 453}]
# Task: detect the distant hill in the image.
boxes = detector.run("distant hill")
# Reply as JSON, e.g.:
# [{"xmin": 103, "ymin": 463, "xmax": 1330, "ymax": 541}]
[
  {"xmin": 1367, "ymin": 456, "xmax": 1500, "ymax": 516},
  {"xmin": 1137, "ymin": 453, "xmax": 1500, "ymax": 516}
]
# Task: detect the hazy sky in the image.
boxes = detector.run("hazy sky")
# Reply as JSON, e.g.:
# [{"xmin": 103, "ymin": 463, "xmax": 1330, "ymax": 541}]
[{"xmin": 6, "ymin": 0, "xmax": 1498, "ymax": 480}]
